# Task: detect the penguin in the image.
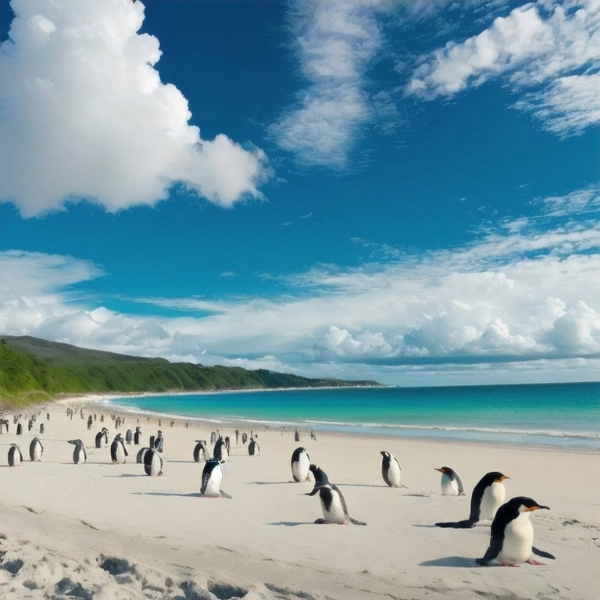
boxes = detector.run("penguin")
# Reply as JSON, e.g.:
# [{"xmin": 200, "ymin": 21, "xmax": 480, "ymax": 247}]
[
  {"xmin": 291, "ymin": 447, "xmax": 310, "ymax": 482},
  {"xmin": 242, "ymin": 432, "xmax": 248, "ymax": 445},
  {"xmin": 143, "ymin": 448, "xmax": 163, "ymax": 476},
  {"xmin": 294, "ymin": 429, "xmax": 300, "ymax": 442},
  {"xmin": 436, "ymin": 471, "xmax": 509, "ymax": 528},
  {"xmin": 28, "ymin": 419, "xmax": 33, "ymax": 431},
  {"xmin": 68, "ymin": 439, "xmax": 87, "ymax": 464},
  {"xmin": 476, "ymin": 497, "xmax": 556, "ymax": 567},
  {"xmin": 136, "ymin": 446, "xmax": 151, "ymax": 464},
  {"xmin": 307, "ymin": 465, "xmax": 366, "ymax": 525},
  {"xmin": 224, "ymin": 436, "xmax": 231, "ymax": 453},
  {"xmin": 16, "ymin": 423, "xmax": 22, "ymax": 435},
  {"xmin": 125, "ymin": 429, "xmax": 133, "ymax": 444},
  {"xmin": 213, "ymin": 437, "xmax": 228, "ymax": 461},
  {"xmin": 39, "ymin": 423, "xmax": 44, "ymax": 434},
  {"xmin": 380, "ymin": 451, "xmax": 402, "ymax": 488},
  {"xmin": 110, "ymin": 434, "xmax": 128, "ymax": 464},
  {"xmin": 248, "ymin": 438, "xmax": 260, "ymax": 456},
  {"xmin": 8, "ymin": 444, "xmax": 23, "ymax": 466},
  {"xmin": 29, "ymin": 437, "xmax": 43, "ymax": 461},
  {"xmin": 435, "ymin": 466, "xmax": 465, "ymax": 496},
  {"xmin": 95, "ymin": 427, "xmax": 109, "ymax": 449},
  {"xmin": 134, "ymin": 426, "xmax": 142, "ymax": 445},
  {"xmin": 154, "ymin": 430, "xmax": 164, "ymax": 453},
  {"xmin": 193, "ymin": 440, "xmax": 208, "ymax": 463},
  {"xmin": 200, "ymin": 458, "xmax": 226, "ymax": 498}
]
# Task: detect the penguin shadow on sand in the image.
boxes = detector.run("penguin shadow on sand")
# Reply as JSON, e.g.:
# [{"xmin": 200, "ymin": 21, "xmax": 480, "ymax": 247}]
[
  {"xmin": 132, "ymin": 491, "xmax": 233, "ymax": 499},
  {"xmin": 268, "ymin": 521, "xmax": 318, "ymax": 527},
  {"xmin": 419, "ymin": 556, "xmax": 476, "ymax": 568}
]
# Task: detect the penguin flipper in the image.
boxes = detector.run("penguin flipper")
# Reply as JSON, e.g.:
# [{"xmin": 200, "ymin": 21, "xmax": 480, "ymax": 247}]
[
  {"xmin": 219, "ymin": 490, "xmax": 233, "ymax": 499},
  {"xmin": 532, "ymin": 546, "xmax": 556, "ymax": 560},
  {"xmin": 307, "ymin": 487, "xmax": 321, "ymax": 496},
  {"xmin": 475, "ymin": 536, "xmax": 503, "ymax": 565},
  {"xmin": 435, "ymin": 519, "xmax": 476, "ymax": 528},
  {"xmin": 348, "ymin": 516, "xmax": 367, "ymax": 526}
]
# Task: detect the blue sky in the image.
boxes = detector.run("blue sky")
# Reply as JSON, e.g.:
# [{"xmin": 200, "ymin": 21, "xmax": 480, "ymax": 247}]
[{"xmin": 1, "ymin": 0, "xmax": 598, "ymax": 386}]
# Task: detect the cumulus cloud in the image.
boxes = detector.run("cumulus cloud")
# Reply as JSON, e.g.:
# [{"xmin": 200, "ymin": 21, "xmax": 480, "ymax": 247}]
[
  {"xmin": 406, "ymin": 0, "xmax": 600, "ymax": 137},
  {"xmin": 0, "ymin": 0, "xmax": 268, "ymax": 217},
  {"xmin": 270, "ymin": 0, "xmax": 390, "ymax": 168}
]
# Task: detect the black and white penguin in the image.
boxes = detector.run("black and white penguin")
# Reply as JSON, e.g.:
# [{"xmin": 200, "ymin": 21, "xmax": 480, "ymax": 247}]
[
  {"xmin": 134, "ymin": 426, "xmax": 141, "ymax": 445},
  {"xmin": 224, "ymin": 436, "xmax": 231, "ymax": 453},
  {"xmin": 8, "ymin": 444, "xmax": 23, "ymax": 466},
  {"xmin": 213, "ymin": 437, "xmax": 228, "ymax": 461},
  {"xmin": 200, "ymin": 458, "xmax": 226, "ymax": 498},
  {"xmin": 95, "ymin": 427, "xmax": 109, "ymax": 448},
  {"xmin": 248, "ymin": 438, "xmax": 260, "ymax": 456},
  {"xmin": 143, "ymin": 448, "xmax": 164, "ymax": 476},
  {"xmin": 476, "ymin": 497, "xmax": 556, "ymax": 567},
  {"xmin": 39, "ymin": 423, "xmax": 44, "ymax": 434},
  {"xmin": 16, "ymin": 423, "xmax": 22, "ymax": 435},
  {"xmin": 307, "ymin": 465, "xmax": 366, "ymax": 526},
  {"xmin": 380, "ymin": 451, "xmax": 402, "ymax": 487},
  {"xmin": 29, "ymin": 437, "xmax": 44, "ymax": 461},
  {"xmin": 68, "ymin": 439, "xmax": 87, "ymax": 464},
  {"xmin": 154, "ymin": 430, "xmax": 164, "ymax": 453},
  {"xmin": 136, "ymin": 446, "xmax": 151, "ymax": 464},
  {"xmin": 125, "ymin": 429, "xmax": 133, "ymax": 444},
  {"xmin": 291, "ymin": 447, "xmax": 310, "ymax": 482},
  {"xmin": 110, "ymin": 434, "xmax": 128, "ymax": 464},
  {"xmin": 436, "ymin": 471, "xmax": 509, "ymax": 528},
  {"xmin": 435, "ymin": 466, "xmax": 465, "ymax": 496},
  {"xmin": 193, "ymin": 440, "xmax": 208, "ymax": 463}
]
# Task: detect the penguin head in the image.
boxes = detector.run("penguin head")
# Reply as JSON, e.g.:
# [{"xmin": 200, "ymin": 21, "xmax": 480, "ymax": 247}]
[
  {"xmin": 380, "ymin": 451, "xmax": 391, "ymax": 459},
  {"xmin": 486, "ymin": 471, "xmax": 509, "ymax": 483},
  {"xmin": 517, "ymin": 497, "xmax": 550, "ymax": 512}
]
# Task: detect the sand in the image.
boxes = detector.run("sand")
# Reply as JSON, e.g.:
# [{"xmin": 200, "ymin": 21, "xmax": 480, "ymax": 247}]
[{"xmin": 0, "ymin": 396, "xmax": 599, "ymax": 600}]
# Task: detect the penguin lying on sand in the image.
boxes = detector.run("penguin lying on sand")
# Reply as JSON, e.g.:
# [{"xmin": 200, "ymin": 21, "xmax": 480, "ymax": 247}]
[
  {"xmin": 307, "ymin": 464, "xmax": 366, "ymax": 525},
  {"xmin": 436, "ymin": 471, "xmax": 508, "ymax": 528},
  {"xmin": 435, "ymin": 466, "xmax": 465, "ymax": 495},
  {"xmin": 476, "ymin": 497, "xmax": 556, "ymax": 567}
]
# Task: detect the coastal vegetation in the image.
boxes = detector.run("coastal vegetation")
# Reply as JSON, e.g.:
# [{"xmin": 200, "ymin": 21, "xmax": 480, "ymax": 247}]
[{"xmin": 0, "ymin": 336, "xmax": 380, "ymax": 408}]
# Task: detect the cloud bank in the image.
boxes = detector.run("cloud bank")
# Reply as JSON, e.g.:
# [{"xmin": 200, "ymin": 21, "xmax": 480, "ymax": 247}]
[
  {"xmin": 406, "ymin": 0, "xmax": 600, "ymax": 137},
  {"xmin": 1, "ymin": 187, "xmax": 598, "ymax": 385},
  {"xmin": 0, "ymin": 0, "xmax": 268, "ymax": 217}
]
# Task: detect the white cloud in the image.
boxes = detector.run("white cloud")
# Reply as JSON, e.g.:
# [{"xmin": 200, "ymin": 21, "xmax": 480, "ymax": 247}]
[
  {"xmin": 406, "ymin": 0, "xmax": 600, "ymax": 137},
  {"xmin": 0, "ymin": 0, "xmax": 268, "ymax": 217},
  {"xmin": 270, "ymin": 0, "xmax": 389, "ymax": 168}
]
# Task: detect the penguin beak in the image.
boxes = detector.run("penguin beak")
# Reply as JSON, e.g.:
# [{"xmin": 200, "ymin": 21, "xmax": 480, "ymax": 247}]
[
  {"xmin": 499, "ymin": 475, "xmax": 510, "ymax": 481},
  {"xmin": 434, "ymin": 468, "xmax": 443, "ymax": 473},
  {"xmin": 527, "ymin": 504, "xmax": 549, "ymax": 511}
]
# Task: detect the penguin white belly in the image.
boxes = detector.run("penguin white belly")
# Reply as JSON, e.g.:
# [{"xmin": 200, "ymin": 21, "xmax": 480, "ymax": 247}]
[
  {"xmin": 480, "ymin": 482, "xmax": 505, "ymax": 520},
  {"xmin": 202, "ymin": 466, "xmax": 223, "ymax": 497},
  {"xmin": 148, "ymin": 453, "xmax": 162, "ymax": 476},
  {"xmin": 387, "ymin": 459, "xmax": 402, "ymax": 487},
  {"xmin": 115, "ymin": 443, "xmax": 126, "ymax": 464},
  {"xmin": 76, "ymin": 448, "xmax": 86, "ymax": 464},
  {"xmin": 322, "ymin": 493, "xmax": 347, "ymax": 524},
  {"xmin": 31, "ymin": 445, "xmax": 42, "ymax": 461},
  {"xmin": 498, "ymin": 515, "xmax": 534, "ymax": 564},
  {"xmin": 441, "ymin": 474, "xmax": 458, "ymax": 495},
  {"xmin": 292, "ymin": 454, "xmax": 310, "ymax": 482}
]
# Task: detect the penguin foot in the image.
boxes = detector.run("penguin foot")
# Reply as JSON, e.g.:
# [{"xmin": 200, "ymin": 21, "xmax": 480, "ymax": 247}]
[
  {"xmin": 526, "ymin": 559, "xmax": 545, "ymax": 565},
  {"xmin": 314, "ymin": 518, "xmax": 326, "ymax": 524},
  {"xmin": 499, "ymin": 561, "xmax": 520, "ymax": 567}
]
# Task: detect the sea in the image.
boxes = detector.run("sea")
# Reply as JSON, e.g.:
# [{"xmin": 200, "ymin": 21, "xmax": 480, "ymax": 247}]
[{"xmin": 105, "ymin": 382, "xmax": 600, "ymax": 450}]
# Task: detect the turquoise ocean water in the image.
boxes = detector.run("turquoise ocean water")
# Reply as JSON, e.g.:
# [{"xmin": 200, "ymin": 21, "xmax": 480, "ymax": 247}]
[{"xmin": 106, "ymin": 382, "xmax": 600, "ymax": 450}]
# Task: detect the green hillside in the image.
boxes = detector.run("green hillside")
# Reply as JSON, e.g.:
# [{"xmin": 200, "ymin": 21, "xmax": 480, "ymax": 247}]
[{"xmin": 0, "ymin": 336, "xmax": 380, "ymax": 408}]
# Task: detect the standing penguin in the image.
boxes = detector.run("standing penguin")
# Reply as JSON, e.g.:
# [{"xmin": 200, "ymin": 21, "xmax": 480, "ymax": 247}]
[
  {"xmin": 248, "ymin": 438, "xmax": 260, "ymax": 456},
  {"xmin": 380, "ymin": 451, "xmax": 402, "ymax": 488},
  {"xmin": 8, "ymin": 444, "xmax": 23, "ymax": 466},
  {"xmin": 134, "ymin": 426, "xmax": 141, "ymax": 445},
  {"xmin": 39, "ymin": 423, "xmax": 44, "ymax": 435},
  {"xmin": 68, "ymin": 439, "xmax": 87, "ymax": 464},
  {"xmin": 435, "ymin": 466, "xmax": 465, "ymax": 496},
  {"xmin": 95, "ymin": 427, "xmax": 109, "ymax": 448},
  {"xmin": 125, "ymin": 429, "xmax": 133, "ymax": 444},
  {"xmin": 154, "ymin": 430, "xmax": 164, "ymax": 453},
  {"xmin": 476, "ymin": 497, "xmax": 556, "ymax": 567},
  {"xmin": 291, "ymin": 447, "xmax": 310, "ymax": 482},
  {"xmin": 200, "ymin": 459, "xmax": 226, "ymax": 498},
  {"xmin": 110, "ymin": 434, "xmax": 128, "ymax": 464},
  {"xmin": 436, "ymin": 471, "xmax": 509, "ymax": 528},
  {"xmin": 307, "ymin": 465, "xmax": 366, "ymax": 525},
  {"xmin": 143, "ymin": 448, "xmax": 164, "ymax": 476},
  {"xmin": 213, "ymin": 437, "xmax": 228, "ymax": 461},
  {"xmin": 193, "ymin": 440, "xmax": 208, "ymax": 463},
  {"xmin": 16, "ymin": 423, "xmax": 22, "ymax": 435},
  {"xmin": 29, "ymin": 437, "xmax": 44, "ymax": 461}
]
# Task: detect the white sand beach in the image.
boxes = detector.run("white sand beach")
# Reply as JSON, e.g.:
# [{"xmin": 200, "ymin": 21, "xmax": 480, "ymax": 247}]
[{"xmin": 1, "ymin": 397, "xmax": 599, "ymax": 600}]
